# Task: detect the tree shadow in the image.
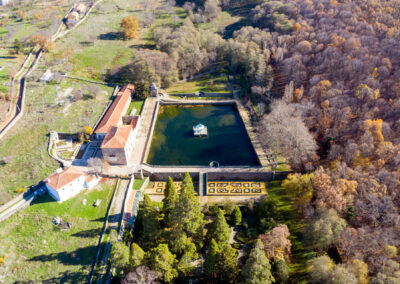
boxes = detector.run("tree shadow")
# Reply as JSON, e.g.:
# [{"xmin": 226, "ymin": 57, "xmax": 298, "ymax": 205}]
[
  {"xmin": 98, "ymin": 32, "xmax": 124, "ymax": 41},
  {"xmin": 13, "ymin": 270, "xmax": 89, "ymax": 283},
  {"xmin": 72, "ymin": 228, "xmax": 101, "ymax": 238},
  {"xmin": 223, "ymin": 3, "xmax": 258, "ymax": 39},
  {"xmin": 90, "ymin": 213, "xmax": 119, "ymax": 223},
  {"xmin": 29, "ymin": 245, "xmax": 97, "ymax": 266},
  {"xmin": 129, "ymin": 43, "xmax": 156, "ymax": 50},
  {"xmin": 80, "ymin": 41, "xmax": 94, "ymax": 47}
]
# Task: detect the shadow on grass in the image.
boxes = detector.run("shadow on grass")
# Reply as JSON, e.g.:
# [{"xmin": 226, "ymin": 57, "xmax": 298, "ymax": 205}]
[
  {"xmin": 72, "ymin": 228, "xmax": 101, "ymax": 238},
  {"xmin": 13, "ymin": 270, "xmax": 88, "ymax": 283},
  {"xmin": 98, "ymin": 32, "xmax": 124, "ymax": 40},
  {"xmin": 29, "ymin": 245, "xmax": 97, "ymax": 266},
  {"xmin": 90, "ymin": 213, "xmax": 119, "ymax": 223},
  {"xmin": 31, "ymin": 194, "xmax": 56, "ymax": 205},
  {"xmin": 129, "ymin": 43, "xmax": 156, "ymax": 49},
  {"xmin": 223, "ymin": 3, "xmax": 258, "ymax": 39}
]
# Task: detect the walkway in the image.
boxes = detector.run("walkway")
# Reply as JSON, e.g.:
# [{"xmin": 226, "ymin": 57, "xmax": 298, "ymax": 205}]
[{"xmin": 129, "ymin": 98, "xmax": 158, "ymax": 165}]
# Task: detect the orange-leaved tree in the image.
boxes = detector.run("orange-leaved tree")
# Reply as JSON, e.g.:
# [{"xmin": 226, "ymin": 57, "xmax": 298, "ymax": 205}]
[{"xmin": 120, "ymin": 16, "xmax": 139, "ymax": 40}]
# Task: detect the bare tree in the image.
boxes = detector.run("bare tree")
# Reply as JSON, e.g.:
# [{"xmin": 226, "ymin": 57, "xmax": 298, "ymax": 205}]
[
  {"xmin": 260, "ymin": 100, "xmax": 318, "ymax": 171},
  {"xmin": 87, "ymin": 157, "xmax": 103, "ymax": 175},
  {"xmin": 122, "ymin": 266, "xmax": 160, "ymax": 284}
]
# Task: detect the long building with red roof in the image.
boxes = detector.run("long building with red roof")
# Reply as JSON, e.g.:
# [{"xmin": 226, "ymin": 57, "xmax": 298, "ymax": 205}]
[{"xmin": 95, "ymin": 83, "xmax": 135, "ymax": 139}]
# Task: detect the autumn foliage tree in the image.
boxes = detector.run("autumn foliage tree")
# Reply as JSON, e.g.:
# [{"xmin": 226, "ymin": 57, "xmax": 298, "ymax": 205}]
[
  {"xmin": 120, "ymin": 15, "xmax": 140, "ymax": 40},
  {"xmin": 30, "ymin": 34, "xmax": 54, "ymax": 51}
]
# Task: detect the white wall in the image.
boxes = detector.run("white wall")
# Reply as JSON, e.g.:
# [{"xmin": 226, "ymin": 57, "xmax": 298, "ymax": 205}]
[{"xmin": 47, "ymin": 176, "xmax": 86, "ymax": 203}]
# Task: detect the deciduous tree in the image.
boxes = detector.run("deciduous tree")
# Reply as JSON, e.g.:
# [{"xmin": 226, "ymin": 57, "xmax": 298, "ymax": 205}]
[{"xmin": 120, "ymin": 15, "xmax": 140, "ymax": 40}]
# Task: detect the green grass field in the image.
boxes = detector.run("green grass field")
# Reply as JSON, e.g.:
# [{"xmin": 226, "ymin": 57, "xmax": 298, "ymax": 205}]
[
  {"xmin": 126, "ymin": 100, "xmax": 144, "ymax": 116},
  {"xmin": 0, "ymin": 180, "xmax": 116, "ymax": 282},
  {"xmin": 266, "ymin": 181, "xmax": 314, "ymax": 282},
  {"xmin": 166, "ymin": 71, "xmax": 230, "ymax": 94},
  {"xmin": 0, "ymin": 76, "xmax": 114, "ymax": 204},
  {"xmin": 45, "ymin": 0, "xmax": 184, "ymax": 81}
]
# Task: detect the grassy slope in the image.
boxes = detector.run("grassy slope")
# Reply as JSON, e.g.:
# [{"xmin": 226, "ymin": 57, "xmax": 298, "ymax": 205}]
[
  {"xmin": 0, "ymin": 180, "xmax": 115, "ymax": 283},
  {"xmin": 266, "ymin": 181, "xmax": 314, "ymax": 283},
  {"xmin": 0, "ymin": 1, "xmax": 74, "ymax": 96},
  {"xmin": 46, "ymin": 0, "xmax": 152, "ymax": 80},
  {"xmin": 0, "ymin": 78, "xmax": 113, "ymax": 203},
  {"xmin": 166, "ymin": 71, "xmax": 230, "ymax": 94}
]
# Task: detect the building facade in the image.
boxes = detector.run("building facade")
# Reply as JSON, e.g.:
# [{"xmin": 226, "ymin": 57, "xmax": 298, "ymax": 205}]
[
  {"xmin": 95, "ymin": 84, "xmax": 134, "ymax": 140},
  {"xmin": 45, "ymin": 166, "xmax": 99, "ymax": 202}
]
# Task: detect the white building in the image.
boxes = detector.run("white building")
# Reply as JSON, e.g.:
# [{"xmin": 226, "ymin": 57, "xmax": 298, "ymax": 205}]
[{"xmin": 44, "ymin": 166, "xmax": 99, "ymax": 202}]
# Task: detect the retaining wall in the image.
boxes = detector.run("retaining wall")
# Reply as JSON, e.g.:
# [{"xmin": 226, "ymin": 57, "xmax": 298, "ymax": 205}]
[
  {"xmin": 139, "ymin": 171, "xmax": 200, "ymax": 181},
  {"xmin": 142, "ymin": 170, "xmax": 290, "ymax": 182},
  {"xmin": 140, "ymin": 100, "xmax": 160, "ymax": 163},
  {"xmin": 170, "ymin": 92, "xmax": 232, "ymax": 98}
]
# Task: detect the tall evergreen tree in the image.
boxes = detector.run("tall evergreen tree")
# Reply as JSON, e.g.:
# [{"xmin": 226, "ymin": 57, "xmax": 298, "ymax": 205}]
[
  {"xmin": 141, "ymin": 195, "xmax": 161, "ymax": 247},
  {"xmin": 110, "ymin": 241, "xmax": 130, "ymax": 278},
  {"xmin": 130, "ymin": 243, "xmax": 145, "ymax": 268},
  {"xmin": 207, "ymin": 209, "xmax": 231, "ymax": 249},
  {"xmin": 171, "ymin": 173, "xmax": 204, "ymax": 240},
  {"xmin": 203, "ymin": 238, "xmax": 220, "ymax": 280},
  {"xmin": 216, "ymin": 245, "xmax": 239, "ymax": 284},
  {"xmin": 163, "ymin": 177, "xmax": 177, "ymax": 226},
  {"xmin": 241, "ymin": 239, "xmax": 275, "ymax": 284},
  {"xmin": 231, "ymin": 206, "xmax": 242, "ymax": 226},
  {"xmin": 146, "ymin": 244, "xmax": 178, "ymax": 283}
]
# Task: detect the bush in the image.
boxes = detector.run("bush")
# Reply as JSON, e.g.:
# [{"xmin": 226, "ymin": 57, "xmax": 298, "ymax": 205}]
[
  {"xmin": 232, "ymin": 242, "xmax": 242, "ymax": 249},
  {"xmin": 208, "ymin": 204, "xmax": 220, "ymax": 216},
  {"xmin": 15, "ymin": 188, "xmax": 26, "ymax": 194},
  {"xmin": 0, "ymin": 256, "xmax": 5, "ymax": 267}
]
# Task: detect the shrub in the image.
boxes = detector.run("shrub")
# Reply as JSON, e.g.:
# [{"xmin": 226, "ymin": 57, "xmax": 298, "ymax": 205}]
[
  {"xmin": 15, "ymin": 188, "xmax": 26, "ymax": 194},
  {"xmin": 0, "ymin": 256, "xmax": 5, "ymax": 267}
]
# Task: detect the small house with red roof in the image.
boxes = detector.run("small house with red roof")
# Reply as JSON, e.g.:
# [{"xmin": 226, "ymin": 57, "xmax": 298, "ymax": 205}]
[{"xmin": 44, "ymin": 166, "xmax": 99, "ymax": 202}]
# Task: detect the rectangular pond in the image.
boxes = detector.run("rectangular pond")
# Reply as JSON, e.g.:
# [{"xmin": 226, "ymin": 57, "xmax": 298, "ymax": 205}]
[{"xmin": 147, "ymin": 104, "xmax": 260, "ymax": 166}]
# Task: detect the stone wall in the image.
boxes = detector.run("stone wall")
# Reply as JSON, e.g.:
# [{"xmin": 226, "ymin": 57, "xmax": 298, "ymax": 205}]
[{"xmin": 140, "ymin": 170, "xmax": 291, "ymax": 182}]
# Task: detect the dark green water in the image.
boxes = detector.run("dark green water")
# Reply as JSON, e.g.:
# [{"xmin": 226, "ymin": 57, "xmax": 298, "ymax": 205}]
[{"xmin": 147, "ymin": 104, "xmax": 260, "ymax": 166}]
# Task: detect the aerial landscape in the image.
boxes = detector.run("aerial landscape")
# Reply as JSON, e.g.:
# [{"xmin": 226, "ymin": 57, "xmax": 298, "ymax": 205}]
[{"xmin": 0, "ymin": 0, "xmax": 400, "ymax": 283}]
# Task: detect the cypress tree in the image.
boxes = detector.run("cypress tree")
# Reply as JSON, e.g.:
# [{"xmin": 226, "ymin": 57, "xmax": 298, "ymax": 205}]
[
  {"xmin": 231, "ymin": 206, "xmax": 242, "ymax": 226},
  {"xmin": 241, "ymin": 239, "xmax": 274, "ymax": 284},
  {"xmin": 171, "ymin": 172, "xmax": 204, "ymax": 240},
  {"xmin": 207, "ymin": 209, "xmax": 231, "ymax": 249},
  {"xmin": 163, "ymin": 176, "xmax": 177, "ymax": 226},
  {"xmin": 204, "ymin": 238, "xmax": 220, "ymax": 279}
]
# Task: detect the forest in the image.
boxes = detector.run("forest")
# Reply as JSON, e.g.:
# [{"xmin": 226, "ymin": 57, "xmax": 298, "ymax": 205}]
[
  {"xmin": 111, "ymin": 174, "xmax": 292, "ymax": 283},
  {"xmin": 109, "ymin": 0, "xmax": 400, "ymax": 283}
]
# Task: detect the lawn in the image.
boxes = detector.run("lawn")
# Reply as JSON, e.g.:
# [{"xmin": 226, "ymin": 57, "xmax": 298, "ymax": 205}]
[
  {"xmin": 0, "ymin": 180, "xmax": 116, "ymax": 283},
  {"xmin": 166, "ymin": 71, "xmax": 230, "ymax": 94},
  {"xmin": 133, "ymin": 178, "xmax": 145, "ymax": 190},
  {"xmin": 266, "ymin": 181, "xmax": 314, "ymax": 282},
  {"xmin": 0, "ymin": 75, "xmax": 114, "ymax": 204},
  {"xmin": 126, "ymin": 100, "xmax": 144, "ymax": 116}
]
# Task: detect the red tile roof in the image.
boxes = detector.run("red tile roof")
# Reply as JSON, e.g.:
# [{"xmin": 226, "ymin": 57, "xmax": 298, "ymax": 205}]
[
  {"xmin": 46, "ymin": 166, "xmax": 84, "ymax": 190},
  {"xmin": 101, "ymin": 125, "xmax": 132, "ymax": 149},
  {"xmin": 95, "ymin": 84, "xmax": 134, "ymax": 135}
]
